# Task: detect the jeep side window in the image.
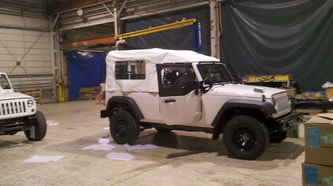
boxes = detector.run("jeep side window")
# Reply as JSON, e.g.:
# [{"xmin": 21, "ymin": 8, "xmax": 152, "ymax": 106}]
[
  {"xmin": 115, "ymin": 60, "xmax": 146, "ymax": 80},
  {"xmin": 161, "ymin": 67, "xmax": 195, "ymax": 89},
  {"xmin": 157, "ymin": 64, "xmax": 196, "ymax": 97},
  {"xmin": 0, "ymin": 75, "xmax": 11, "ymax": 89}
]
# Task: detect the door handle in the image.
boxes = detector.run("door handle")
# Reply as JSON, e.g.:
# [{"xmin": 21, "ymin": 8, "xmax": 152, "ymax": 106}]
[{"xmin": 164, "ymin": 99, "xmax": 176, "ymax": 103}]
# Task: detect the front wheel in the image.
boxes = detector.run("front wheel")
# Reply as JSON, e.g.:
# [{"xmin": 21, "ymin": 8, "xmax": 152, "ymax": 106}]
[
  {"xmin": 24, "ymin": 111, "xmax": 47, "ymax": 141},
  {"xmin": 223, "ymin": 115, "xmax": 269, "ymax": 160},
  {"xmin": 109, "ymin": 110, "xmax": 140, "ymax": 144}
]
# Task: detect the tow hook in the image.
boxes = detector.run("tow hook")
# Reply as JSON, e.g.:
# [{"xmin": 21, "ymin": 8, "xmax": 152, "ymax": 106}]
[{"xmin": 297, "ymin": 115, "xmax": 304, "ymax": 122}]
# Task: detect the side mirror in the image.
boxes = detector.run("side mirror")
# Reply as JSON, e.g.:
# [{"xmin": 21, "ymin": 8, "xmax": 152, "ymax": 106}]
[{"xmin": 200, "ymin": 77, "xmax": 213, "ymax": 94}]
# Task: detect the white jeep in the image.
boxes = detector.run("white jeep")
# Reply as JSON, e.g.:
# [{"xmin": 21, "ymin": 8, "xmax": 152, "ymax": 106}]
[
  {"xmin": 101, "ymin": 48, "xmax": 302, "ymax": 160},
  {"xmin": 0, "ymin": 72, "xmax": 47, "ymax": 141}
]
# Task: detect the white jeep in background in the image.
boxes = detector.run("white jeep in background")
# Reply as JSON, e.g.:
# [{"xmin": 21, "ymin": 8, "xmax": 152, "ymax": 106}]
[
  {"xmin": 101, "ymin": 48, "xmax": 302, "ymax": 160},
  {"xmin": 0, "ymin": 72, "xmax": 47, "ymax": 141}
]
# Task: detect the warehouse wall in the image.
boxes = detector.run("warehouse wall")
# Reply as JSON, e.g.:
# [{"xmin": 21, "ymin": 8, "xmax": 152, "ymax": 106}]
[{"xmin": 0, "ymin": 13, "xmax": 55, "ymax": 102}]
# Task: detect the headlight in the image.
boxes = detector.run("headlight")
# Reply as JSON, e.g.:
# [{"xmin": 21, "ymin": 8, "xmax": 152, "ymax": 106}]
[{"xmin": 27, "ymin": 99, "xmax": 34, "ymax": 107}]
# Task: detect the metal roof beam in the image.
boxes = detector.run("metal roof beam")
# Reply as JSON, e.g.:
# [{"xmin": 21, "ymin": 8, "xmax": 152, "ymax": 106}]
[
  {"xmin": 120, "ymin": 1, "xmax": 209, "ymax": 21},
  {"xmin": 60, "ymin": 34, "xmax": 115, "ymax": 49},
  {"xmin": 57, "ymin": 1, "xmax": 208, "ymax": 31},
  {"xmin": 59, "ymin": 16, "xmax": 115, "ymax": 31},
  {"xmin": 116, "ymin": 18, "xmax": 197, "ymax": 39},
  {"xmin": 52, "ymin": 0, "xmax": 115, "ymax": 15}
]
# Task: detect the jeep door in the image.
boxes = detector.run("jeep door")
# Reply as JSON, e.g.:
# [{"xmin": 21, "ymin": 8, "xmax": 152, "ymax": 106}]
[{"xmin": 156, "ymin": 64, "xmax": 201, "ymax": 125}]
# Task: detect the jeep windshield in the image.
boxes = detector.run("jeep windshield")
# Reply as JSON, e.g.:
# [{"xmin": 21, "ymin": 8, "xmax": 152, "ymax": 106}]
[
  {"xmin": 197, "ymin": 63, "xmax": 235, "ymax": 84},
  {"xmin": 0, "ymin": 74, "xmax": 11, "ymax": 89}
]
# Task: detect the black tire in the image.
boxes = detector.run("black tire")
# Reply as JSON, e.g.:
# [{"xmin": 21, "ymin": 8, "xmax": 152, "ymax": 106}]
[
  {"xmin": 155, "ymin": 127, "xmax": 172, "ymax": 133},
  {"xmin": 270, "ymin": 131, "xmax": 287, "ymax": 143},
  {"xmin": 24, "ymin": 111, "xmax": 47, "ymax": 141},
  {"xmin": 223, "ymin": 115, "xmax": 269, "ymax": 160},
  {"xmin": 109, "ymin": 110, "xmax": 139, "ymax": 144}
]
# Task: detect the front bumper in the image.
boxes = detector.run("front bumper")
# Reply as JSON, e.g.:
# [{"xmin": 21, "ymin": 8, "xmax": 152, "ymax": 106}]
[
  {"xmin": 276, "ymin": 112, "xmax": 303, "ymax": 131},
  {"xmin": 0, "ymin": 115, "xmax": 37, "ymax": 135}
]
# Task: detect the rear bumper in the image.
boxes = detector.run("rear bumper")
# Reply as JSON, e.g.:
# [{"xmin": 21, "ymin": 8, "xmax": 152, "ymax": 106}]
[{"xmin": 276, "ymin": 112, "xmax": 303, "ymax": 131}]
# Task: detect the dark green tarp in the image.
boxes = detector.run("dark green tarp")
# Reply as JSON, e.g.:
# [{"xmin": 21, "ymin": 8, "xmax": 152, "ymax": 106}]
[
  {"xmin": 221, "ymin": 0, "xmax": 333, "ymax": 91},
  {"xmin": 123, "ymin": 6, "xmax": 211, "ymax": 55}
]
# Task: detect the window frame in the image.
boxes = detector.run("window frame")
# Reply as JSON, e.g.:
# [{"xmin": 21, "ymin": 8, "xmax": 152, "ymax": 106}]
[
  {"xmin": 156, "ymin": 63, "xmax": 197, "ymax": 97},
  {"xmin": 115, "ymin": 60, "xmax": 146, "ymax": 80},
  {"xmin": 0, "ymin": 74, "xmax": 12, "ymax": 89}
]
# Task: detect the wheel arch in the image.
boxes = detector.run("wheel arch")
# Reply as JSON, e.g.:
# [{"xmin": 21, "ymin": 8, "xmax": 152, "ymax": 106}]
[
  {"xmin": 101, "ymin": 96, "xmax": 144, "ymax": 120},
  {"xmin": 211, "ymin": 99, "xmax": 275, "ymax": 140}
]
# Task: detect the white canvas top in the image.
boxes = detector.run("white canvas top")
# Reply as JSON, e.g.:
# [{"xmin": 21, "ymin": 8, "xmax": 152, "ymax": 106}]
[
  {"xmin": 105, "ymin": 48, "xmax": 220, "ymax": 92},
  {"xmin": 106, "ymin": 48, "xmax": 219, "ymax": 64}
]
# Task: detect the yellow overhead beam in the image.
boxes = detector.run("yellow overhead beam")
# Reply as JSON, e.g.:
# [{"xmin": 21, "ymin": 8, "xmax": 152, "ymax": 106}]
[{"xmin": 116, "ymin": 18, "xmax": 197, "ymax": 39}]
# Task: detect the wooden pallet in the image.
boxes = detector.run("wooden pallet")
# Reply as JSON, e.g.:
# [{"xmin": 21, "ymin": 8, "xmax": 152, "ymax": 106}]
[
  {"xmin": 79, "ymin": 87, "xmax": 101, "ymax": 100},
  {"xmin": 21, "ymin": 88, "xmax": 55, "ymax": 104},
  {"xmin": 22, "ymin": 88, "xmax": 41, "ymax": 103}
]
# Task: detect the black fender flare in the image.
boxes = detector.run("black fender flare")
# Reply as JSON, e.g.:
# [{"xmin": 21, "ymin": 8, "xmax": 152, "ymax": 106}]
[
  {"xmin": 211, "ymin": 99, "xmax": 276, "ymax": 140},
  {"xmin": 100, "ymin": 96, "xmax": 144, "ymax": 120}
]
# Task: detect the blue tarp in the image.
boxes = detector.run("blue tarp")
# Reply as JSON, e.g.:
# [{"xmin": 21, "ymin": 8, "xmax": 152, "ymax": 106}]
[{"xmin": 67, "ymin": 51, "xmax": 105, "ymax": 101}]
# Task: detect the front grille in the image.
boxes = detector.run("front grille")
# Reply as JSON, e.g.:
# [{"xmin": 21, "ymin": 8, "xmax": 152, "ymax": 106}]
[
  {"xmin": 275, "ymin": 96, "xmax": 289, "ymax": 112},
  {"xmin": 0, "ymin": 101, "xmax": 26, "ymax": 116}
]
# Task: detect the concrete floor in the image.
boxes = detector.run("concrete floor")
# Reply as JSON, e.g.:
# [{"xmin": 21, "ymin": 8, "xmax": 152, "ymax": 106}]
[{"xmin": 0, "ymin": 100, "xmax": 307, "ymax": 186}]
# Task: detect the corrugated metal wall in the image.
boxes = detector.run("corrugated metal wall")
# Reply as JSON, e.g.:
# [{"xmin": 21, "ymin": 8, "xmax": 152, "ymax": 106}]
[{"xmin": 0, "ymin": 14, "xmax": 55, "ymax": 103}]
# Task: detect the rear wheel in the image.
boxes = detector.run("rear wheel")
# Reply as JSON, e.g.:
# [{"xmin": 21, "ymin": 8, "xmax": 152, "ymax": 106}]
[
  {"xmin": 223, "ymin": 115, "xmax": 269, "ymax": 160},
  {"xmin": 24, "ymin": 111, "xmax": 47, "ymax": 141},
  {"xmin": 109, "ymin": 110, "xmax": 139, "ymax": 144}
]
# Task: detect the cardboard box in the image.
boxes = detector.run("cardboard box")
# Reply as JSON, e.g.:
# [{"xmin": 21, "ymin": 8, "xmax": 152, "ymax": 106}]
[
  {"xmin": 302, "ymin": 163, "xmax": 333, "ymax": 186},
  {"xmin": 326, "ymin": 87, "xmax": 333, "ymax": 99},
  {"xmin": 305, "ymin": 113, "xmax": 333, "ymax": 166}
]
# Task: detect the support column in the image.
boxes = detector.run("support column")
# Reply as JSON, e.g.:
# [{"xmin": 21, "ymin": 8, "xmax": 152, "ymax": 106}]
[
  {"xmin": 114, "ymin": 7, "xmax": 124, "ymax": 50},
  {"xmin": 50, "ymin": 13, "xmax": 65, "ymax": 102},
  {"xmin": 50, "ymin": 16, "xmax": 59, "ymax": 102},
  {"xmin": 114, "ymin": 7, "xmax": 119, "ymax": 36},
  {"xmin": 210, "ymin": 0, "xmax": 220, "ymax": 58}
]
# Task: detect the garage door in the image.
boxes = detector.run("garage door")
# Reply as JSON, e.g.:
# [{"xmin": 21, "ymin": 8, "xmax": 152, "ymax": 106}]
[{"xmin": 0, "ymin": 14, "xmax": 55, "ymax": 103}]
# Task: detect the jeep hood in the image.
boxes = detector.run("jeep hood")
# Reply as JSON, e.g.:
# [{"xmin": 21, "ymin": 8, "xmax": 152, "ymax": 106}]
[
  {"xmin": 0, "ymin": 91, "xmax": 32, "ymax": 101},
  {"xmin": 207, "ymin": 84, "xmax": 286, "ymax": 98}
]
